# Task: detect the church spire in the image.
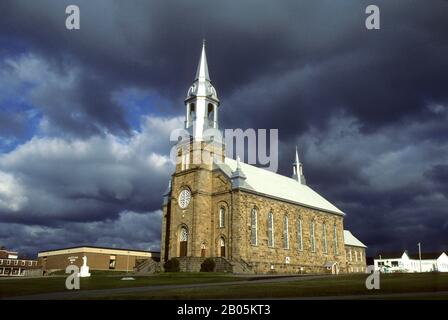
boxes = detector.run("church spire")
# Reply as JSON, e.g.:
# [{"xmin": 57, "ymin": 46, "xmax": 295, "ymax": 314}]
[
  {"xmin": 195, "ymin": 40, "xmax": 210, "ymax": 81},
  {"xmin": 292, "ymin": 146, "xmax": 306, "ymax": 185},
  {"xmin": 184, "ymin": 41, "xmax": 220, "ymax": 141}
]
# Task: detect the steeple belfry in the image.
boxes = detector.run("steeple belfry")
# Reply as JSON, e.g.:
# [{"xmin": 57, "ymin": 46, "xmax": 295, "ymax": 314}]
[
  {"xmin": 292, "ymin": 146, "xmax": 306, "ymax": 185},
  {"xmin": 185, "ymin": 41, "xmax": 220, "ymax": 141}
]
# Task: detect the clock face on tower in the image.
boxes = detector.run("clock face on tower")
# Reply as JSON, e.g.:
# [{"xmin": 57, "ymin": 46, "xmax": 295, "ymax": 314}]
[{"xmin": 178, "ymin": 189, "xmax": 191, "ymax": 209}]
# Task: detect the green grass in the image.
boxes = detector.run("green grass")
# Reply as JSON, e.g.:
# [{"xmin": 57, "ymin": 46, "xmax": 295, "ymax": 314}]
[
  {"xmin": 93, "ymin": 273, "xmax": 448, "ymax": 300},
  {"xmin": 1, "ymin": 273, "xmax": 448, "ymax": 300},
  {"xmin": 0, "ymin": 272, "xmax": 242, "ymax": 298}
]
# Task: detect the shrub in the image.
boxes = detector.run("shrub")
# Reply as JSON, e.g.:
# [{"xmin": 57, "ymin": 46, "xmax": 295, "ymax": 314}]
[
  {"xmin": 163, "ymin": 258, "xmax": 180, "ymax": 272},
  {"xmin": 200, "ymin": 258, "xmax": 216, "ymax": 272}
]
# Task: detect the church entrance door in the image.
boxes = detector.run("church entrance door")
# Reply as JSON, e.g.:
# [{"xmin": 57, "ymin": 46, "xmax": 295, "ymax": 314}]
[
  {"xmin": 180, "ymin": 241, "xmax": 187, "ymax": 257},
  {"xmin": 219, "ymin": 238, "xmax": 226, "ymax": 257},
  {"xmin": 179, "ymin": 227, "xmax": 188, "ymax": 257},
  {"xmin": 201, "ymin": 243, "xmax": 207, "ymax": 257}
]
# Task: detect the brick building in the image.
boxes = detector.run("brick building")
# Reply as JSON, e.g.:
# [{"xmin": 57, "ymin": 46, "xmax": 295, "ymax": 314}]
[
  {"xmin": 0, "ymin": 248, "xmax": 39, "ymax": 277},
  {"xmin": 38, "ymin": 246, "xmax": 159, "ymax": 274},
  {"xmin": 160, "ymin": 43, "xmax": 367, "ymax": 274}
]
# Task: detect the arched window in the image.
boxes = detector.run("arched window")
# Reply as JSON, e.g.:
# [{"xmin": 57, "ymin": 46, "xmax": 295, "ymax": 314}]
[
  {"xmin": 180, "ymin": 226, "xmax": 188, "ymax": 241},
  {"xmin": 283, "ymin": 215, "xmax": 289, "ymax": 249},
  {"xmin": 219, "ymin": 207, "xmax": 225, "ymax": 228},
  {"xmin": 267, "ymin": 211, "xmax": 274, "ymax": 247},
  {"xmin": 310, "ymin": 221, "xmax": 316, "ymax": 252},
  {"xmin": 322, "ymin": 223, "xmax": 328, "ymax": 254},
  {"xmin": 333, "ymin": 223, "xmax": 339, "ymax": 255},
  {"xmin": 207, "ymin": 103, "xmax": 214, "ymax": 120},
  {"xmin": 190, "ymin": 103, "xmax": 195, "ymax": 118},
  {"xmin": 297, "ymin": 219, "xmax": 303, "ymax": 251},
  {"xmin": 250, "ymin": 208, "xmax": 258, "ymax": 245}
]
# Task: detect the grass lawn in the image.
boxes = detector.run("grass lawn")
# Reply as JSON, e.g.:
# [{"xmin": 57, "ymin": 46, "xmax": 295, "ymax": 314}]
[
  {"xmin": 1, "ymin": 272, "xmax": 447, "ymax": 300},
  {"xmin": 93, "ymin": 273, "xmax": 448, "ymax": 300},
  {"xmin": 0, "ymin": 272, "xmax": 243, "ymax": 298}
]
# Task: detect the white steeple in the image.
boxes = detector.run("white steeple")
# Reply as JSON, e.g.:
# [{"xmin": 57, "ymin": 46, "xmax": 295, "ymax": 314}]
[
  {"xmin": 195, "ymin": 40, "xmax": 210, "ymax": 81},
  {"xmin": 292, "ymin": 146, "xmax": 306, "ymax": 185},
  {"xmin": 185, "ymin": 40, "xmax": 220, "ymax": 141}
]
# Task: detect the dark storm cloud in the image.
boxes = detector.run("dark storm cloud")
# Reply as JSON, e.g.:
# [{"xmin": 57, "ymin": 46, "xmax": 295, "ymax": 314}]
[
  {"xmin": 0, "ymin": 0, "xmax": 447, "ymax": 256},
  {"xmin": 0, "ymin": 115, "xmax": 181, "ymax": 226},
  {"xmin": 2, "ymin": 0, "xmax": 447, "ymax": 134}
]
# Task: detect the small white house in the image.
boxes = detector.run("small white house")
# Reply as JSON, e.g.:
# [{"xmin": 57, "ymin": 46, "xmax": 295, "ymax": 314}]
[{"xmin": 374, "ymin": 251, "xmax": 448, "ymax": 273}]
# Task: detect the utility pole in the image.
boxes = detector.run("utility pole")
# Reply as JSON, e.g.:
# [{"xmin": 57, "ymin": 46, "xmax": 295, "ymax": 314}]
[{"xmin": 417, "ymin": 242, "xmax": 422, "ymax": 273}]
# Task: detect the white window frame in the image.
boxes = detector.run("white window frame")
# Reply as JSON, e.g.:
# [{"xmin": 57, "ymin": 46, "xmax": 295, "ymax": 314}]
[
  {"xmin": 250, "ymin": 208, "xmax": 258, "ymax": 246},
  {"xmin": 322, "ymin": 223, "xmax": 328, "ymax": 254},
  {"xmin": 219, "ymin": 207, "xmax": 225, "ymax": 228},
  {"xmin": 310, "ymin": 222, "xmax": 316, "ymax": 253},
  {"xmin": 297, "ymin": 219, "xmax": 303, "ymax": 251},
  {"xmin": 283, "ymin": 215, "xmax": 289, "ymax": 249},
  {"xmin": 267, "ymin": 212, "xmax": 275, "ymax": 247},
  {"xmin": 333, "ymin": 223, "xmax": 339, "ymax": 255}
]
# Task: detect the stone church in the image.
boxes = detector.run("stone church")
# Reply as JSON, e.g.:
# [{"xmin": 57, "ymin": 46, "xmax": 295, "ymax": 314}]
[{"xmin": 160, "ymin": 42, "xmax": 366, "ymax": 274}]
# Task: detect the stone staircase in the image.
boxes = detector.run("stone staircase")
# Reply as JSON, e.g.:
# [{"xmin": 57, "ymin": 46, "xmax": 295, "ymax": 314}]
[
  {"xmin": 137, "ymin": 256, "xmax": 255, "ymax": 274},
  {"xmin": 176, "ymin": 256, "xmax": 253, "ymax": 273},
  {"xmin": 229, "ymin": 258, "xmax": 255, "ymax": 274},
  {"xmin": 133, "ymin": 257, "xmax": 161, "ymax": 274},
  {"xmin": 212, "ymin": 257, "xmax": 233, "ymax": 273}
]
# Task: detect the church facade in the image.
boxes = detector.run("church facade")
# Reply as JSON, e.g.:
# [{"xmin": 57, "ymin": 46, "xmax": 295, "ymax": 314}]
[{"xmin": 160, "ymin": 43, "xmax": 365, "ymax": 274}]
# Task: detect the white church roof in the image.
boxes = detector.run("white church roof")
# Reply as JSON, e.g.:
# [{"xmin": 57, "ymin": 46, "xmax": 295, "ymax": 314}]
[
  {"xmin": 343, "ymin": 230, "xmax": 367, "ymax": 248},
  {"xmin": 216, "ymin": 157, "xmax": 345, "ymax": 216}
]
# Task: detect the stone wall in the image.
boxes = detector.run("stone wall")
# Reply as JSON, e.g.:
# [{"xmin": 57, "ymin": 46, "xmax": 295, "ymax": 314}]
[
  {"xmin": 230, "ymin": 191, "xmax": 347, "ymax": 274},
  {"xmin": 345, "ymin": 245, "xmax": 367, "ymax": 273}
]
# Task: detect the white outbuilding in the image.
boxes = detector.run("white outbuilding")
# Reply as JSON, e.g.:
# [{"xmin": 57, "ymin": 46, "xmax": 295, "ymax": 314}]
[{"xmin": 374, "ymin": 251, "xmax": 448, "ymax": 273}]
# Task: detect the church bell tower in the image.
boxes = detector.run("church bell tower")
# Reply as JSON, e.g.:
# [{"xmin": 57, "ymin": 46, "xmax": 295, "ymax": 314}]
[
  {"xmin": 161, "ymin": 41, "xmax": 225, "ymax": 263},
  {"xmin": 184, "ymin": 40, "xmax": 220, "ymax": 140}
]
